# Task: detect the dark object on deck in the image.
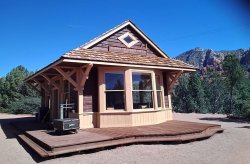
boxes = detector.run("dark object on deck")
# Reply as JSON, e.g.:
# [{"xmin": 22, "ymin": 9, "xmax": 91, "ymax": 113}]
[
  {"xmin": 38, "ymin": 107, "xmax": 50, "ymax": 122},
  {"xmin": 53, "ymin": 103, "xmax": 79, "ymax": 134},
  {"xmin": 53, "ymin": 118, "xmax": 79, "ymax": 134}
]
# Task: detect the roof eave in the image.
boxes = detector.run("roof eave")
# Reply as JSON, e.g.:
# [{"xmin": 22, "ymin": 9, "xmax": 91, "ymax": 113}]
[
  {"xmin": 62, "ymin": 58, "xmax": 196, "ymax": 72},
  {"xmin": 24, "ymin": 58, "xmax": 64, "ymax": 83}
]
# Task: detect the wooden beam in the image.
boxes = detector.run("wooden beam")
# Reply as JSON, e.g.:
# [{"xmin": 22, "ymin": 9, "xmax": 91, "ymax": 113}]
[
  {"xmin": 26, "ymin": 82, "xmax": 41, "ymax": 94},
  {"xmin": 32, "ymin": 79, "xmax": 50, "ymax": 93},
  {"xmin": 54, "ymin": 66, "xmax": 78, "ymax": 88},
  {"xmin": 169, "ymin": 73, "xmax": 175, "ymax": 81},
  {"xmin": 41, "ymin": 74, "xmax": 60, "ymax": 89},
  {"xmin": 67, "ymin": 68, "xmax": 77, "ymax": 77}
]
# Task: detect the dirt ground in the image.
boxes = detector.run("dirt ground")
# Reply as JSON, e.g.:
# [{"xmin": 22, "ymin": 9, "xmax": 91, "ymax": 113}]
[{"xmin": 0, "ymin": 113, "xmax": 249, "ymax": 164}]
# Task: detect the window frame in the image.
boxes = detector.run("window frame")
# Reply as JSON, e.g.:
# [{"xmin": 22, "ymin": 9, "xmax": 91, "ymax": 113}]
[
  {"xmin": 118, "ymin": 32, "xmax": 138, "ymax": 48},
  {"xmin": 98, "ymin": 67, "xmax": 165, "ymax": 113},
  {"xmin": 155, "ymin": 74, "xmax": 164, "ymax": 109},
  {"xmin": 131, "ymin": 70, "xmax": 156, "ymax": 110},
  {"xmin": 104, "ymin": 71, "xmax": 126, "ymax": 111}
]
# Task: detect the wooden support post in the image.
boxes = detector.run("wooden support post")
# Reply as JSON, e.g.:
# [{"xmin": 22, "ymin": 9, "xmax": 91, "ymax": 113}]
[
  {"xmin": 125, "ymin": 69, "xmax": 132, "ymax": 112},
  {"xmin": 98, "ymin": 67, "xmax": 105, "ymax": 114},
  {"xmin": 151, "ymin": 71, "xmax": 158, "ymax": 110},
  {"xmin": 78, "ymin": 90, "xmax": 84, "ymax": 115},
  {"xmin": 58, "ymin": 78, "xmax": 64, "ymax": 119}
]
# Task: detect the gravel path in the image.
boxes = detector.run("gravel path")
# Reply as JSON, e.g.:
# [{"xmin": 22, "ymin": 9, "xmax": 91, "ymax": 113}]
[{"xmin": 0, "ymin": 113, "xmax": 249, "ymax": 164}]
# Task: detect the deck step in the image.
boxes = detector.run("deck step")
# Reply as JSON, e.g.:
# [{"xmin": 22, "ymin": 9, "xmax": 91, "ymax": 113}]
[
  {"xmin": 17, "ymin": 126, "xmax": 223, "ymax": 157},
  {"xmin": 18, "ymin": 134, "xmax": 50, "ymax": 157},
  {"xmin": 14, "ymin": 120, "xmax": 224, "ymax": 158}
]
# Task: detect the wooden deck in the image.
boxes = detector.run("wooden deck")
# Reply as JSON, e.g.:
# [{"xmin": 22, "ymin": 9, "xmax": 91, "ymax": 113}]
[{"xmin": 12, "ymin": 118, "xmax": 223, "ymax": 158}]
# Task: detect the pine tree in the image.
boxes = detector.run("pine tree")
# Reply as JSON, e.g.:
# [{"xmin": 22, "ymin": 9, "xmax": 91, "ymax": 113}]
[
  {"xmin": 0, "ymin": 65, "xmax": 40, "ymax": 113},
  {"xmin": 222, "ymin": 55, "xmax": 245, "ymax": 114},
  {"xmin": 188, "ymin": 72, "xmax": 206, "ymax": 113},
  {"xmin": 203, "ymin": 68, "xmax": 226, "ymax": 113}
]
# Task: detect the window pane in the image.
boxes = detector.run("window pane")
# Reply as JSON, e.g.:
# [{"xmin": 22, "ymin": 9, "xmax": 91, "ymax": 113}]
[
  {"xmin": 106, "ymin": 91, "xmax": 125, "ymax": 110},
  {"xmin": 105, "ymin": 73, "xmax": 124, "ymax": 90},
  {"xmin": 133, "ymin": 91, "xmax": 153, "ymax": 109},
  {"xmin": 124, "ymin": 36, "xmax": 133, "ymax": 43},
  {"xmin": 132, "ymin": 73, "xmax": 152, "ymax": 90},
  {"xmin": 157, "ymin": 91, "xmax": 162, "ymax": 108},
  {"xmin": 156, "ymin": 75, "xmax": 161, "ymax": 90}
]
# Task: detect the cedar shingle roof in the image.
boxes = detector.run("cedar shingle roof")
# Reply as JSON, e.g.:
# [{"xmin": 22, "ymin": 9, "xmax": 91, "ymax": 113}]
[{"xmin": 63, "ymin": 48, "xmax": 196, "ymax": 70}]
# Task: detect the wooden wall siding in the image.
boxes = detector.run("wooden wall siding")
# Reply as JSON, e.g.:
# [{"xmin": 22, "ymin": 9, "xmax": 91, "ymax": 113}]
[
  {"xmin": 79, "ymin": 113, "xmax": 97, "ymax": 128},
  {"xmin": 163, "ymin": 73, "xmax": 170, "ymax": 108},
  {"xmin": 89, "ymin": 26, "xmax": 163, "ymax": 57},
  {"xmin": 98, "ymin": 110, "xmax": 172, "ymax": 128},
  {"xmin": 83, "ymin": 67, "xmax": 98, "ymax": 112}
]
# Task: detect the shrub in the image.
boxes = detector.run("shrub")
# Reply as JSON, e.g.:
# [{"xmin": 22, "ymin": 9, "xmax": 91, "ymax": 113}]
[{"xmin": 9, "ymin": 96, "xmax": 40, "ymax": 114}]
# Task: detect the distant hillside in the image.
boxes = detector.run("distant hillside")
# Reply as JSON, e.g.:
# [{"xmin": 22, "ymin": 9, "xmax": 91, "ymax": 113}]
[{"xmin": 175, "ymin": 47, "xmax": 250, "ymax": 74}]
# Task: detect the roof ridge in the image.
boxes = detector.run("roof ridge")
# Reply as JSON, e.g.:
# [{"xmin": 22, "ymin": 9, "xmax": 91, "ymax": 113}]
[{"xmin": 79, "ymin": 20, "xmax": 131, "ymax": 49}]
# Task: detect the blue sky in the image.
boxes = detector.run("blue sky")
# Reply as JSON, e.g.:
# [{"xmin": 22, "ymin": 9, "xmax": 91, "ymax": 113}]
[{"xmin": 0, "ymin": 0, "xmax": 249, "ymax": 76}]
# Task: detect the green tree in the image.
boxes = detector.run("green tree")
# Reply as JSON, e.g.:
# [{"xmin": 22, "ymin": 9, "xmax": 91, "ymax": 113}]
[
  {"xmin": 232, "ymin": 77, "xmax": 250, "ymax": 117},
  {"xmin": 172, "ymin": 73, "xmax": 206, "ymax": 113},
  {"xmin": 0, "ymin": 65, "xmax": 40, "ymax": 113},
  {"xmin": 222, "ymin": 55, "xmax": 245, "ymax": 114},
  {"xmin": 188, "ymin": 72, "xmax": 206, "ymax": 113},
  {"xmin": 203, "ymin": 68, "xmax": 226, "ymax": 113},
  {"xmin": 172, "ymin": 75, "xmax": 191, "ymax": 113}
]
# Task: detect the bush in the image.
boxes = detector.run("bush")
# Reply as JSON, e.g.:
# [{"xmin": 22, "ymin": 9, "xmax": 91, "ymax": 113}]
[
  {"xmin": 234, "ymin": 101, "xmax": 250, "ymax": 118},
  {"xmin": 9, "ymin": 96, "xmax": 40, "ymax": 114}
]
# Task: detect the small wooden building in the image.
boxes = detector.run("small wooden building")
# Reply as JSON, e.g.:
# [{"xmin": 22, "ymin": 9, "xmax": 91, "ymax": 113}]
[{"xmin": 25, "ymin": 20, "xmax": 196, "ymax": 129}]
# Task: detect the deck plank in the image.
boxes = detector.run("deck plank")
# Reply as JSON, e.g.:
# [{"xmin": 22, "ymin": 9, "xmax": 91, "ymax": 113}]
[{"xmin": 12, "ymin": 118, "xmax": 223, "ymax": 157}]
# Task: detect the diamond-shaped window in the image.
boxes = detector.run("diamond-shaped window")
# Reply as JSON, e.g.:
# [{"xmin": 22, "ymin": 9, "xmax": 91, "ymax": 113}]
[
  {"xmin": 124, "ymin": 36, "xmax": 133, "ymax": 44},
  {"xmin": 118, "ymin": 32, "xmax": 138, "ymax": 48}
]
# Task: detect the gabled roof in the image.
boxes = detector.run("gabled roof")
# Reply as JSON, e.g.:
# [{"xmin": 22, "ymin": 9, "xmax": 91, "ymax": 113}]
[
  {"xmin": 63, "ymin": 48, "xmax": 195, "ymax": 70},
  {"xmin": 25, "ymin": 21, "xmax": 196, "ymax": 82},
  {"xmin": 81, "ymin": 20, "xmax": 169, "ymax": 58}
]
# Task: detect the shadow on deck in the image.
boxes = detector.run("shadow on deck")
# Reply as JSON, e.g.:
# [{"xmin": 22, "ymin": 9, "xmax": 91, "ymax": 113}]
[{"xmin": 7, "ymin": 117, "xmax": 223, "ymax": 159}]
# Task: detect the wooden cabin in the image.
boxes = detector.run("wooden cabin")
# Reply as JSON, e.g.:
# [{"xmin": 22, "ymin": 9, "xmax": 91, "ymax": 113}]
[{"xmin": 25, "ymin": 20, "xmax": 196, "ymax": 129}]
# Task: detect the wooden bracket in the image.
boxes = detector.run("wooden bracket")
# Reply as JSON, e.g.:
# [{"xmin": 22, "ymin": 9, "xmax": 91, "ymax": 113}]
[
  {"xmin": 32, "ymin": 79, "xmax": 50, "ymax": 93},
  {"xmin": 26, "ymin": 81, "xmax": 41, "ymax": 94},
  {"xmin": 167, "ymin": 71, "xmax": 182, "ymax": 93},
  {"xmin": 54, "ymin": 64, "xmax": 93, "ymax": 91},
  {"xmin": 54, "ymin": 66, "xmax": 78, "ymax": 88},
  {"xmin": 41, "ymin": 74, "xmax": 60, "ymax": 90},
  {"xmin": 79, "ymin": 63, "xmax": 93, "ymax": 88}
]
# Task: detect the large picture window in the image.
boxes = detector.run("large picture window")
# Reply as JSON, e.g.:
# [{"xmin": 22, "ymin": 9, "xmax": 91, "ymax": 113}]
[
  {"xmin": 132, "ymin": 72, "xmax": 154, "ymax": 109},
  {"xmin": 105, "ymin": 72, "xmax": 125, "ymax": 110}
]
